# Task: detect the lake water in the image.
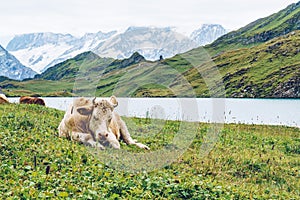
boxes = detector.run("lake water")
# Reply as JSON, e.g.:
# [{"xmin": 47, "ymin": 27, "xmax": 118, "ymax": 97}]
[{"xmin": 8, "ymin": 97, "xmax": 300, "ymax": 128}]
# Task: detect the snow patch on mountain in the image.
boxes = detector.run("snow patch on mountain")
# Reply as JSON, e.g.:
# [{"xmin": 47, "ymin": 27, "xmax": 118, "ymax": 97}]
[
  {"xmin": 12, "ymin": 43, "xmax": 72, "ymax": 73},
  {"xmin": 190, "ymin": 24, "xmax": 227, "ymax": 46},
  {"xmin": 0, "ymin": 45, "xmax": 37, "ymax": 80},
  {"xmin": 94, "ymin": 26, "xmax": 198, "ymax": 60},
  {"xmin": 7, "ymin": 31, "xmax": 117, "ymax": 73}
]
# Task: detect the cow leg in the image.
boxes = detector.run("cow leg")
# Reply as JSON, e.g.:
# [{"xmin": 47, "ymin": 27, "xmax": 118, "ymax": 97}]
[
  {"xmin": 99, "ymin": 131, "xmax": 120, "ymax": 149},
  {"xmin": 58, "ymin": 112, "xmax": 76, "ymax": 140},
  {"xmin": 58, "ymin": 120, "xmax": 71, "ymax": 139},
  {"xmin": 58, "ymin": 105, "xmax": 75, "ymax": 139},
  {"xmin": 71, "ymin": 132, "xmax": 105, "ymax": 150},
  {"xmin": 117, "ymin": 117, "xmax": 150, "ymax": 150}
]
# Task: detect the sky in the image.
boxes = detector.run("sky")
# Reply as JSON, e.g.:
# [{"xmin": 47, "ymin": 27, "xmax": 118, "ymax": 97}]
[{"xmin": 0, "ymin": 0, "xmax": 299, "ymax": 47}]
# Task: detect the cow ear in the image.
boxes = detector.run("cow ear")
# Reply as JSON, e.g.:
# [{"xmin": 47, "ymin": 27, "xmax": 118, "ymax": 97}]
[
  {"xmin": 77, "ymin": 106, "xmax": 93, "ymax": 115},
  {"xmin": 110, "ymin": 96, "xmax": 118, "ymax": 108}
]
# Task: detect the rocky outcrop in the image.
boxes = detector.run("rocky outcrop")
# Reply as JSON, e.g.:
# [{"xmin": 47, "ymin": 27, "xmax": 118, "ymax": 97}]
[{"xmin": 273, "ymin": 76, "xmax": 300, "ymax": 98}]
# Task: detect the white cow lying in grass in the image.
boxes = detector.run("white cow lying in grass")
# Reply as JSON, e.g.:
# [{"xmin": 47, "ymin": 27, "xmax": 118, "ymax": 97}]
[{"xmin": 58, "ymin": 96, "xmax": 150, "ymax": 150}]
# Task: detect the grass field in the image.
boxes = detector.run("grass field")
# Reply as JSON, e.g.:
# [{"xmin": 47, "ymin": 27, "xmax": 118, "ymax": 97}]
[{"xmin": 0, "ymin": 103, "xmax": 299, "ymax": 199}]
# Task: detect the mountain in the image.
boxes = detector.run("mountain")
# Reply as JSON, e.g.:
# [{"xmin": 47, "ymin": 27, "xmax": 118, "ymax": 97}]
[
  {"xmin": 0, "ymin": 51, "xmax": 148, "ymax": 97},
  {"xmin": 37, "ymin": 51, "xmax": 146, "ymax": 81},
  {"xmin": 6, "ymin": 31, "xmax": 117, "ymax": 73},
  {"xmin": 92, "ymin": 31, "xmax": 300, "ymax": 98},
  {"xmin": 6, "ymin": 32, "xmax": 76, "ymax": 51},
  {"xmin": 190, "ymin": 24, "xmax": 227, "ymax": 46},
  {"xmin": 6, "ymin": 25, "xmax": 223, "ymax": 73},
  {"xmin": 1, "ymin": 3, "xmax": 299, "ymax": 97},
  {"xmin": 35, "ymin": 52, "xmax": 98, "ymax": 81},
  {"xmin": 0, "ymin": 45, "xmax": 37, "ymax": 80},
  {"xmin": 93, "ymin": 26, "xmax": 198, "ymax": 60},
  {"xmin": 207, "ymin": 1, "xmax": 300, "ymax": 55},
  {"xmin": 2, "ymin": 31, "xmax": 299, "ymax": 98},
  {"xmin": 177, "ymin": 30, "xmax": 300, "ymax": 98},
  {"xmin": 44, "ymin": 31, "xmax": 118, "ymax": 72}
]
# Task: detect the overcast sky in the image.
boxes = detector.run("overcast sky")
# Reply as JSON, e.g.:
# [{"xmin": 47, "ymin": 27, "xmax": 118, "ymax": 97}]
[{"xmin": 0, "ymin": 0, "xmax": 298, "ymax": 46}]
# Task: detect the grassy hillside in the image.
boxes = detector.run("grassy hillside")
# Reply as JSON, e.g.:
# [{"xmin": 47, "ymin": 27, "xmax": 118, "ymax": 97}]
[
  {"xmin": 0, "ymin": 52, "xmax": 149, "ymax": 97},
  {"xmin": 179, "ymin": 31, "xmax": 300, "ymax": 98},
  {"xmin": 0, "ymin": 103, "xmax": 299, "ymax": 199},
  {"xmin": 206, "ymin": 1, "xmax": 300, "ymax": 55},
  {"xmin": 35, "ymin": 51, "xmax": 107, "ymax": 81}
]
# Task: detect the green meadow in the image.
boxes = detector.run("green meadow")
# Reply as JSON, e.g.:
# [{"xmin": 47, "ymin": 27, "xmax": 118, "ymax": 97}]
[{"xmin": 0, "ymin": 103, "xmax": 299, "ymax": 199}]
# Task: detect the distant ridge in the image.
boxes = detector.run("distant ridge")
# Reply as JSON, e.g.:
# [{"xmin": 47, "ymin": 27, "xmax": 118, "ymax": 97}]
[
  {"xmin": 207, "ymin": 1, "xmax": 300, "ymax": 54},
  {"xmin": 6, "ymin": 25, "xmax": 226, "ymax": 73},
  {"xmin": 35, "ymin": 51, "xmax": 101, "ymax": 81}
]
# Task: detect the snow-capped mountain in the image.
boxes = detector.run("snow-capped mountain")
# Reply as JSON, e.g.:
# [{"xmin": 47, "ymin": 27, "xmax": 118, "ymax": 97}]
[
  {"xmin": 190, "ymin": 24, "xmax": 227, "ymax": 46},
  {"xmin": 6, "ymin": 31, "xmax": 117, "ymax": 73},
  {"xmin": 6, "ymin": 25, "xmax": 226, "ymax": 73},
  {"xmin": 42, "ymin": 31, "xmax": 117, "ymax": 72},
  {"xmin": 0, "ymin": 45, "xmax": 37, "ymax": 80},
  {"xmin": 94, "ymin": 26, "xmax": 198, "ymax": 60}
]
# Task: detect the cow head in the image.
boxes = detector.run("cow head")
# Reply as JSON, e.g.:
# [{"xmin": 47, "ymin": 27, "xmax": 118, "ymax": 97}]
[
  {"xmin": 35, "ymin": 98, "xmax": 46, "ymax": 106},
  {"xmin": 76, "ymin": 96, "xmax": 120, "ymax": 149}
]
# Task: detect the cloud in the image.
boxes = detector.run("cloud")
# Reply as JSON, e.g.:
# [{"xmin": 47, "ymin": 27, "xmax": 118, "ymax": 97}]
[{"xmin": 0, "ymin": 0, "xmax": 298, "ymax": 38}]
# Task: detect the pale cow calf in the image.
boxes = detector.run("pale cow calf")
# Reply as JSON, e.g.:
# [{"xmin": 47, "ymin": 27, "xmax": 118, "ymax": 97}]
[{"xmin": 58, "ymin": 96, "xmax": 150, "ymax": 150}]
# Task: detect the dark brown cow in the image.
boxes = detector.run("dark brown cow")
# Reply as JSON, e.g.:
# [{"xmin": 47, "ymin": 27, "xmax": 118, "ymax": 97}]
[{"xmin": 19, "ymin": 96, "xmax": 46, "ymax": 106}]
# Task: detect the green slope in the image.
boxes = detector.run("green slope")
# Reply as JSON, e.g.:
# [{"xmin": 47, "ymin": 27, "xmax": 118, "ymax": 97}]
[
  {"xmin": 206, "ymin": 1, "xmax": 300, "ymax": 55},
  {"xmin": 181, "ymin": 31, "xmax": 300, "ymax": 98},
  {"xmin": 0, "ymin": 52, "xmax": 148, "ymax": 97},
  {"xmin": 35, "ymin": 51, "xmax": 105, "ymax": 81}
]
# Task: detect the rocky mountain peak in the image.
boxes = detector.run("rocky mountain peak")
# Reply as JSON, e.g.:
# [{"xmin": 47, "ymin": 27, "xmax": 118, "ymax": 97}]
[
  {"xmin": 0, "ymin": 45, "xmax": 37, "ymax": 80},
  {"xmin": 190, "ymin": 24, "xmax": 227, "ymax": 46}
]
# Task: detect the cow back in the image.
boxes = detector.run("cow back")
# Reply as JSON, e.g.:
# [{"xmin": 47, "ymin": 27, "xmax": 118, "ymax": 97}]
[
  {"xmin": 67, "ymin": 97, "xmax": 93, "ymax": 133},
  {"xmin": 20, "ymin": 96, "xmax": 46, "ymax": 106},
  {"xmin": 19, "ymin": 96, "xmax": 31, "ymax": 104}
]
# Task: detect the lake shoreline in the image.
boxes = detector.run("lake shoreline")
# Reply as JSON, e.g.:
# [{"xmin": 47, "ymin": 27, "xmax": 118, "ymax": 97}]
[{"xmin": 8, "ymin": 97, "xmax": 300, "ymax": 128}]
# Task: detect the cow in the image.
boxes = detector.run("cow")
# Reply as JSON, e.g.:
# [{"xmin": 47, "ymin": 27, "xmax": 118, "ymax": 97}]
[
  {"xmin": 19, "ymin": 96, "xmax": 46, "ymax": 106},
  {"xmin": 58, "ymin": 96, "xmax": 150, "ymax": 150},
  {"xmin": 0, "ymin": 94, "xmax": 9, "ymax": 104}
]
